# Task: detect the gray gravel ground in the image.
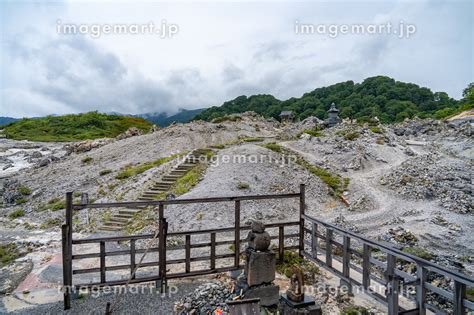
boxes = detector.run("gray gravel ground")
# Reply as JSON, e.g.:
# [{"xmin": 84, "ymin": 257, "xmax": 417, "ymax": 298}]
[{"xmin": 11, "ymin": 280, "xmax": 203, "ymax": 315}]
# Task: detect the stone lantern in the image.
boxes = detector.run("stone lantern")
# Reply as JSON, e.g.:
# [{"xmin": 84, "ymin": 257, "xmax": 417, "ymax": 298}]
[{"xmin": 326, "ymin": 103, "xmax": 341, "ymax": 127}]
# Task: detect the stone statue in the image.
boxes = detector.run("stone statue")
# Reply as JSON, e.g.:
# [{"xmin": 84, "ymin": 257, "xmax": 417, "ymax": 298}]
[
  {"xmin": 247, "ymin": 221, "xmax": 271, "ymax": 251},
  {"xmin": 287, "ymin": 266, "xmax": 304, "ymax": 302}
]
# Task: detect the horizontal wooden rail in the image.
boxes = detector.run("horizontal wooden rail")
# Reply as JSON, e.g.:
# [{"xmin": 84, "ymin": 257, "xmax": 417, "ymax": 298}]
[
  {"xmin": 72, "ymin": 193, "xmax": 301, "ymax": 210},
  {"xmin": 303, "ymin": 214, "xmax": 474, "ymax": 287}
]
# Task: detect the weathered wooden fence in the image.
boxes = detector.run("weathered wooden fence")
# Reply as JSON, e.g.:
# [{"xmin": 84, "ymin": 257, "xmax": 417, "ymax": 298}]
[
  {"xmin": 62, "ymin": 185, "xmax": 304, "ymax": 309},
  {"xmin": 62, "ymin": 184, "xmax": 474, "ymax": 315}
]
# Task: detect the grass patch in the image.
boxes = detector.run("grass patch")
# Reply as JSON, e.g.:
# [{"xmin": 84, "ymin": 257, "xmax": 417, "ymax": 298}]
[
  {"xmin": 40, "ymin": 217, "xmax": 63, "ymax": 229},
  {"xmin": 241, "ymin": 137, "xmax": 264, "ymax": 142},
  {"xmin": 211, "ymin": 115, "xmax": 242, "ymax": 123},
  {"xmin": 116, "ymin": 152, "xmax": 186, "ymax": 179},
  {"xmin": 9, "ymin": 209, "xmax": 25, "ymax": 219},
  {"xmin": 261, "ymin": 142, "xmax": 344, "ymax": 195},
  {"xmin": 0, "ymin": 243, "xmax": 19, "ymax": 266},
  {"xmin": 173, "ymin": 164, "xmax": 207, "ymax": 195},
  {"xmin": 344, "ymin": 131, "xmax": 360, "ymax": 141},
  {"xmin": 99, "ymin": 169, "xmax": 112, "ymax": 176},
  {"xmin": 209, "ymin": 144, "xmax": 225, "ymax": 149},
  {"xmin": 81, "ymin": 156, "xmax": 93, "ymax": 164},
  {"xmin": 3, "ymin": 111, "xmax": 152, "ymax": 142},
  {"xmin": 18, "ymin": 186, "xmax": 32, "ymax": 195},
  {"xmin": 341, "ymin": 305, "xmax": 370, "ymax": 315},
  {"xmin": 403, "ymin": 246, "xmax": 433, "ymax": 260},
  {"xmin": 15, "ymin": 197, "xmax": 28, "ymax": 205},
  {"xmin": 261, "ymin": 142, "xmax": 284, "ymax": 153},
  {"xmin": 39, "ymin": 198, "xmax": 66, "ymax": 212},
  {"xmin": 302, "ymin": 126, "xmax": 323, "ymax": 137},
  {"xmin": 369, "ymin": 126, "xmax": 383, "ymax": 134},
  {"xmin": 275, "ymin": 250, "xmax": 319, "ymax": 279},
  {"xmin": 237, "ymin": 182, "xmax": 250, "ymax": 189}
]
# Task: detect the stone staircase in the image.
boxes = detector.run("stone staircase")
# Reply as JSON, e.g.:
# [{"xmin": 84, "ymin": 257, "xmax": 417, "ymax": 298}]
[{"xmin": 99, "ymin": 149, "xmax": 207, "ymax": 232}]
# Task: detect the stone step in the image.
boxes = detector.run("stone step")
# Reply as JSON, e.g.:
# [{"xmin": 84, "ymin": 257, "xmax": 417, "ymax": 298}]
[
  {"xmin": 143, "ymin": 191, "xmax": 161, "ymax": 196},
  {"xmin": 138, "ymin": 197, "xmax": 155, "ymax": 201},
  {"xmin": 98, "ymin": 225, "xmax": 123, "ymax": 232},
  {"xmin": 116, "ymin": 214, "xmax": 134, "ymax": 219},
  {"xmin": 119, "ymin": 210, "xmax": 141, "ymax": 216},
  {"xmin": 109, "ymin": 217, "xmax": 129, "ymax": 224},
  {"xmin": 148, "ymin": 188, "xmax": 168, "ymax": 192}
]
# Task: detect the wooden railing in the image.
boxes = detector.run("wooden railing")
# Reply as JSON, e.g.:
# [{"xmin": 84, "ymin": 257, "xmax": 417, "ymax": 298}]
[
  {"xmin": 62, "ymin": 185, "xmax": 305, "ymax": 309},
  {"xmin": 302, "ymin": 214, "xmax": 474, "ymax": 315}
]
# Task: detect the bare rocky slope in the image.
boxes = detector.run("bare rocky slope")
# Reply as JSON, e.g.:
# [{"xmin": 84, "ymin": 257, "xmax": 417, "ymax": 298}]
[{"xmin": 0, "ymin": 112, "xmax": 472, "ymax": 312}]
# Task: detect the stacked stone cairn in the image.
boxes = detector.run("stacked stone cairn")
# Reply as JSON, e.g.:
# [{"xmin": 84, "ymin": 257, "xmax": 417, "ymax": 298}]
[{"xmin": 236, "ymin": 221, "xmax": 280, "ymax": 306}]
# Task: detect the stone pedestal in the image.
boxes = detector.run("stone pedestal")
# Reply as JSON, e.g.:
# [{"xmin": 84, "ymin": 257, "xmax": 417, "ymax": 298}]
[
  {"xmin": 245, "ymin": 284, "xmax": 280, "ymax": 306},
  {"xmin": 280, "ymin": 294, "xmax": 322, "ymax": 315},
  {"xmin": 247, "ymin": 251, "xmax": 276, "ymax": 286}
]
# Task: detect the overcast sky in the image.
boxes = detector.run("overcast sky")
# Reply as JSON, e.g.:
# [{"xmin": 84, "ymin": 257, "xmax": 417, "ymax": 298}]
[{"xmin": 0, "ymin": 0, "xmax": 472, "ymax": 118}]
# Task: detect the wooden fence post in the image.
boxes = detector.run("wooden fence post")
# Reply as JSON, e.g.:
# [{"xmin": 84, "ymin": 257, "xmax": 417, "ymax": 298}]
[
  {"xmin": 325, "ymin": 228, "xmax": 333, "ymax": 268},
  {"xmin": 386, "ymin": 254, "xmax": 399, "ymax": 315},
  {"xmin": 311, "ymin": 223, "xmax": 318, "ymax": 258},
  {"xmin": 210, "ymin": 233, "xmax": 216, "ymax": 270},
  {"xmin": 63, "ymin": 192, "xmax": 73, "ymax": 309},
  {"xmin": 234, "ymin": 200, "xmax": 241, "ymax": 268},
  {"xmin": 62, "ymin": 224, "xmax": 71, "ymax": 310},
  {"xmin": 417, "ymin": 265, "xmax": 426, "ymax": 315},
  {"xmin": 453, "ymin": 280, "xmax": 466, "ymax": 315},
  {"xmin": 362, "ymin": 244, "xmax": 371, "ymax": 290},
  {"xmin": 278, "ymin": 226, "xmax": 284, "ymax": 264},
  {"xmin": 158, "ymin": 203, "xmax": 167, "ymax": 293},
  {"xmin": 299, "ymin": 184, "xmax": 305, "ymax": 257}
]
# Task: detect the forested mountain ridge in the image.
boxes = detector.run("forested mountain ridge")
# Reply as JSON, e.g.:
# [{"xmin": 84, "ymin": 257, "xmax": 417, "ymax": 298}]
[{"xmin": 194, "ymin": 76, "xmax": 473, "ymax": 123}]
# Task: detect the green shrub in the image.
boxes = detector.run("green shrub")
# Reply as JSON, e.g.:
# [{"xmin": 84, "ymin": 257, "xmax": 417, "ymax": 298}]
[
  {"xmin": 369, "ymin": 126, "xmax": 383, "ymax": 134},
  {"xmin": 99, "ymin": 169, "xmax": 112, "ymax": 176},
  {"xmin": 18, "ymin": 186, "xmax": 32, "ymax": 195},
  {"xmin": 237, "ymin": 182, "xmax": 250, "ymax": 189},
  {"xmin": 9, "ymin": 209, "xmax": 25, "ymax": 219},
  {"xmin": 342, "ymin": 305, "xmax": 370, "ymax": 315},
  {"xmin": 344, "ymin": 131, "xmax": 360, "ymax": 141},
  {"xmin": 3, "ymin": 111, "xmax": 152, "ymax": 142},
  {"xmin": 212, "ymin": 115, "xmax": 242, "ymax": 123},
  {"xmin": 303, "ymin": 127, "xmax": 323, "ymax": 137},
  {"xmin": 40, "ymin": 217, "xmax": 63, "ymax": 229},
  {"xmin": 81, "ymin": 156, "xmax": 93, "ymax": 164},
  {"xmin": 48, "ymin": 199, "xmax": 66, "ymax": 211},
  {"xmin": 0, "ymin": 243, "xmax": 19, "ymax": 266},
  {"xmin": 275, "ymin": 250, "xmax": 319, "ymax": 279}
]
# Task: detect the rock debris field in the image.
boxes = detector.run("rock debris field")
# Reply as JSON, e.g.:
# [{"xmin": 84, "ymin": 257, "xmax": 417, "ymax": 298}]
[{"xmin": 0, "ymin": 112, "xmax": 472, "ymax": 313}]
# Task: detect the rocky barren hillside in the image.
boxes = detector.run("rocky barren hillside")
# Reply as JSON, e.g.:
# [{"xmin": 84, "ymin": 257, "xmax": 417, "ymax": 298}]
[{"xmin": 0, "ymin": 111, "xmax": 472, "ymax": 312}]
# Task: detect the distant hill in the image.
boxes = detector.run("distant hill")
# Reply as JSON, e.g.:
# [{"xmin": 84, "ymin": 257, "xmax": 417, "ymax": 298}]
[
  {"xmin": 3, "ymin": 112, "xmax": 152, "ymax": 142},
  {"xmin": 0, "ymin": 117, "xmax": 19, "ymax": 127},
  {"xmin": 138, "ymin": 108, "xmax": 205, "ymax": 127},
  {"xmin": 194, "ymin": 76, "xmax": 470, "ymax": 124}
]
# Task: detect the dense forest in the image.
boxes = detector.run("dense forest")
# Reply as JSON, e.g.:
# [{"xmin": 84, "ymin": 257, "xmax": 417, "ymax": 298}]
[
  {"xmin": 3, "ymin": 112, "xmax": 152, "ymax": 142},
  {"xmin": 194, "ymin": 76, "xmax": 473, "ymax": 123}
]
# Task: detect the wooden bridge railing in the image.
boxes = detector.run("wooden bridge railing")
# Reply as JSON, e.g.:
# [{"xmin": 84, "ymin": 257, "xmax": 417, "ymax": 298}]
[{"xmin": 302, "ymin": 214, "xmax": 474, "ymax": 315}]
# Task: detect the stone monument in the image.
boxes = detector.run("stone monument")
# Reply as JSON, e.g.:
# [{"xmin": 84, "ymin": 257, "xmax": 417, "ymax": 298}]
[
  {"xmin": 236, "ymin": 221, "xmax": 280, "ymax": 306},
  {"xmin": 325, "ymin": 103, "xmax": 342, "ymax": 128}
]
